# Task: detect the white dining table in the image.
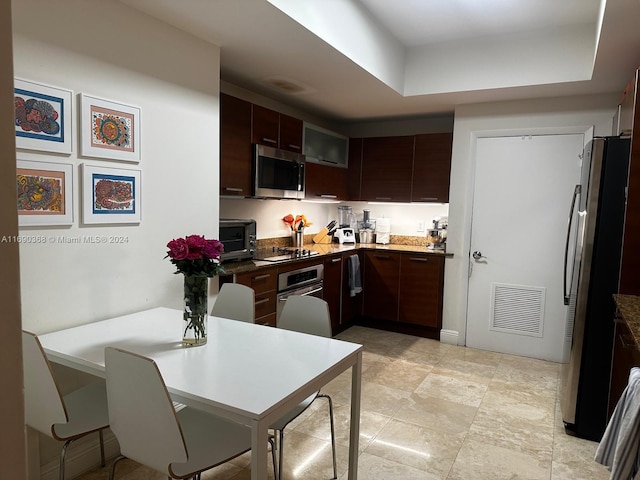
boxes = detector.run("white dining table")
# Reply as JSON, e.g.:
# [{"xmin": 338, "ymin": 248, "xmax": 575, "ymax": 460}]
[{"xmin": 38, "ymin": 307, "xmax": 363, "ymax": 480}]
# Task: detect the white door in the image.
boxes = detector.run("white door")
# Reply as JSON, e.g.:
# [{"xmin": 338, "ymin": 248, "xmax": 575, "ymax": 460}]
[{"xmin": 466, "ymin": 134, "xmax": 585, "ymax": 362}]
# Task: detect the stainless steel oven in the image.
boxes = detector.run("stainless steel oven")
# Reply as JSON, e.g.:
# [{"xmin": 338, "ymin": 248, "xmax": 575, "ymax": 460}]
[{"xmin": 276, "ymin": 263, "xmax": 324, "ymax": 322}]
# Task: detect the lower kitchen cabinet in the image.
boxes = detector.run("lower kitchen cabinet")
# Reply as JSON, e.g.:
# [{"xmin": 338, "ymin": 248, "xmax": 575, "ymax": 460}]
[
  {"xmin": 399, "ymin": 255, "xmax": 444, "ymax": 328},
  {"xmin": 363, "ymin": 251, "xmax": 401, "ymax": 322},
  {"xmin": 608, "ymin": 318, "xmax": 640, "ymax": 417},
  {"xmin": 323, "ymin": 254, "xmax": 343, "ymax": 332},
  {"xmin": 361, "ymin": 250, "xmax": 444, "ymax": 338},
  {"xmin": 224, "ymin": 267, "xmax": 277, "ymax": 327}
]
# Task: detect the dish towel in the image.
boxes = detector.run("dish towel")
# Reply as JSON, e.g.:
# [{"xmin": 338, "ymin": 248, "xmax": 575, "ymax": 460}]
[
  {"xmin": 595, "ymin": 367, "xmax": 640, "ymax": 479},
  {"xmin": 348, "ymin": 254, "xmax": 362, "ymax": 297}
]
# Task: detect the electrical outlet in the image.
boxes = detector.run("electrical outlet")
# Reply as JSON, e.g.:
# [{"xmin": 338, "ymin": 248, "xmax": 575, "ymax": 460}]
[{"xmin": 417, "ymin": 220, "xmax": 425, "ymax": 233}]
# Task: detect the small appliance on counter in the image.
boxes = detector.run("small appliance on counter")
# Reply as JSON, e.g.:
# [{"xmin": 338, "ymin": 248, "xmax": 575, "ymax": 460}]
[
  {"xmin": 335, "ymin": 205, "xmax": 356, "ymax": 244},
  {"xmin": 334, "ymin": 228, "xmax": 355, "ymax": 244},
  {"xmin": 426, "ymin": 217, "xmax": 447, "ymax": 250},
  {"xmin": 219, "ymin": 218, "xmax": 257, "ymax": 262},
  {"xmin": 357, "ymin": 209, "xmax": 376, "ymax": 244},
  {"xmin": 375, "ymin": 218, "xmax": 391, "ymax": 244}
]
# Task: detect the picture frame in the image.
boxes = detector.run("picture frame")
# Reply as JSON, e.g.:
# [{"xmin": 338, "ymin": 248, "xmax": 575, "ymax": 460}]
[
  {"xmin": 16, "ymin": 159, "xmax": 73, "ymax": 226},
  {"xmin": 80, "ymin": 94, "xmax": 141, "ymax": 163},
  {"xmin": 81, "ymin": 164, "xmax": 141, "ymax": 225},
  {"xmin": 14, "ymin": 78, "xmax": 73, "ymax": 155}
]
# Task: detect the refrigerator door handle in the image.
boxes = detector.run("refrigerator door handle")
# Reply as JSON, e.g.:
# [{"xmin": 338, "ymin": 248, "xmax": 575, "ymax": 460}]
[{"xmin": 563, "ymin": 184, "xmax": 581, "ymax": 305}]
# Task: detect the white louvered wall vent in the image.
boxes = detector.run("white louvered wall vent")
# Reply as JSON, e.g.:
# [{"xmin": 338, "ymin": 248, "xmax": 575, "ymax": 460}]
[{"xmin": 490, "ymin": 283, "xmax": 545, "ymax": 338}]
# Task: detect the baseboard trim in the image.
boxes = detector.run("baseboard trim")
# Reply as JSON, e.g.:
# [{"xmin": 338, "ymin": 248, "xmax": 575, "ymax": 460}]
[
  {"xmin": 40, "ymin": 431, "xmax": 119, "ymax": 480},
  {"xmin": 439, "ymin": 329, "xmax": 459, "ymax": 345}
]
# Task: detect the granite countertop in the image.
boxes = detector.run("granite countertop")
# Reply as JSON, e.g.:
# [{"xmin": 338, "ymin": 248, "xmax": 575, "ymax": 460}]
[
  {"xmin": 221, "ymin": 242, "xmax": 453, "ymax": 276},
  {"xmin": 614, "ymin": 294, "xmax": 640, "ymax": 346}
]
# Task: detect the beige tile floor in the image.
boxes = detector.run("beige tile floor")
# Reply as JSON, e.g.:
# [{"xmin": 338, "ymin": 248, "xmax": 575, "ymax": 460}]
[{"xmin": 75, "ymin": 326, "xmax": 611, "ymax": 480}]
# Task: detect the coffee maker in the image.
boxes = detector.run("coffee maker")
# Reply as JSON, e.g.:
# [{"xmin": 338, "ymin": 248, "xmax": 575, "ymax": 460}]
[{"xmin": 335, "ymin": 206, "xmax": 355, "ymax": 244}]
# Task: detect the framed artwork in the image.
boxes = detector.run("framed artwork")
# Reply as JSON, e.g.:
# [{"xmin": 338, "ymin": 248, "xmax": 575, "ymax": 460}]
[
  {"xmin": 16, "ymin": 159, "xmax": 73, "ymax": 226},
  {"xmin": 14, "ymin": 79, "xmax": 73, "ymax": 155},
  {"xmin": 80, "ymin": 94, "xmax": 141, "ymax": 162},
  {"xmin": 81, "ymin": 164, "xmax": 141, "ymax": 224}
]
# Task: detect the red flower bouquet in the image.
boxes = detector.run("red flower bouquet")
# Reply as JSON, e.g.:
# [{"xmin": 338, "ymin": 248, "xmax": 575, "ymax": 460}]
[{"xmin": 165, "ymin": 234, "xmax": 225, "ymax": 277}]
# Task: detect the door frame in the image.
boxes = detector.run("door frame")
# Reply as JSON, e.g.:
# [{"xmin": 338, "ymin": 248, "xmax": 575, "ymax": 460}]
[{"xmin": 459, "ymin": 125, "xmax": 594, "ymax": 347}]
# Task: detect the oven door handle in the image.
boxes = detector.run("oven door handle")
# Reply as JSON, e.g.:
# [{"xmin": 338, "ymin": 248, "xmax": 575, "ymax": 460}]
[{"xmin": 278, "ymin": 285, "xmax": 323, "ymax": 301}]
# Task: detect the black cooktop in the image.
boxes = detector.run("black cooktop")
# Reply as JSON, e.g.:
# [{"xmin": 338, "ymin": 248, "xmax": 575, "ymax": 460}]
[{"xmin": 254, "ymin": 246, "xmax": 320, "ymax": 262}]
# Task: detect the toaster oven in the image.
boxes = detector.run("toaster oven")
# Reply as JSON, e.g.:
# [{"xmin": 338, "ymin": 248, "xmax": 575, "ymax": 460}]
[{"xmin": 219, "ymin": 219, "xmax": 256, "ymax": 262}]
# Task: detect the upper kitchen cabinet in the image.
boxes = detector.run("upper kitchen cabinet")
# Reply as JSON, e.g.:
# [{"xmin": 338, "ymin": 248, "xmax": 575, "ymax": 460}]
[
  {"xmin": 305, "ymin": 161, "xmax": 348, "ymax": 200},
  {"xmin": 251, "ymin": 104, "xmax": 303, "ymax": 153},
  {"xmin": 220, "ymin": 93, "xmax": 252, "ymax": 197},
  {"xmin": 347, "ymin": 137, "xmax": 363, "ymax": 201},
  {"xmin": 412, "ymin": 133, "xmax": 453, "ymax": 203},
  {"xmin": 303, "ymin": 123, "xmax": 349, "ymax": 168},
  {"xmin": 619, "ymin": 67, "xmax": 640, "ymax": 296},
  {"xmin": 361, "ymin": 135, "xmax": 415, "ymax": 202}
]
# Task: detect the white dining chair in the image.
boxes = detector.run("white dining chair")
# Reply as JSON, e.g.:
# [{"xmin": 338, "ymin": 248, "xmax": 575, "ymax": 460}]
[
  {"xmin": 22, "ymin": 330, "xmax": 109, "ymax": 480},
  {"xmin": 273, "ymin": 295, "xmax": 337, "ymax": 480},
  {"xmin": 104, "ymin": 346, "xmax": 277, "ymax": 480},
  {"xmin": 210, "ymin": 282, "xmax": 255, "ymax": 323}
]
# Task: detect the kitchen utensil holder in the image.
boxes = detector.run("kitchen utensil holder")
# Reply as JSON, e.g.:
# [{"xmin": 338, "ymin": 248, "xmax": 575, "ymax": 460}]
[{"xmin": 292, "ymin": 230, "xmax": 304, "ymax": 248}]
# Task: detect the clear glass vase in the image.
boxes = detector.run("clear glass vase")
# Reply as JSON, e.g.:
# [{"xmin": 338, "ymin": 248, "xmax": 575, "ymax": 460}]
[{"xmin": 183, "ymin": 275, "xmax": 208, "ymax": 346}]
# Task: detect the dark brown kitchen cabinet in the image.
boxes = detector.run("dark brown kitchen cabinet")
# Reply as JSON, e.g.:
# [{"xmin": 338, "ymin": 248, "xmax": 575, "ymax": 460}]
[
  {"xmin": 412, "ymin": 133, "xmax": 453, "ymax": 203},
  {"xmin": 347, "ymin": 137, "xmax": 363, "ymax": 200},
  {"xmin": 399, "ymin": 254, "xmax": 444, "ymax": 328},
  {"xmin": 323, "ymin": 254, "xmax": 343, "ymax": 331},
  {"xmin": 305, "ymin": 161, "xmax": 348, "ymax": 200},
  {"xmin": 363, "ymin": 251, "xmax": 401, "ymax": 321},
  {"xmin": 361, "ymin": 136, "xmax": 414, "ymax": 202},
  {"xmin": 608, "ymin": 317, "xmax": 640, "ymax": 417},
  {"xmin": 279, "ymin": 113, "xmax": 303, "ymax": 153},
  {"xmin": 619, "ymin": 68, "xmax": 640, "ymax": 296},
  {"xmin": 231, "ymin": 267, "xmax": 277, "ymax": 327},
  {"xmin": 220, "ymin": 93, "xmax": 252, "ymax": 197},
  {"xmin": 251, "ymin": 104, "xmax": 303, "ymax": 153}
]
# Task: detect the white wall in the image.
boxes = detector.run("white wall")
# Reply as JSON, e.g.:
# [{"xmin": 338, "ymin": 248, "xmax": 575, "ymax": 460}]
[
  {"xmin": 444, "ymin": 93, "xmax": 618, "ymax": 345},
  {"xmin": 14, "ymin": 0, "xmax": 221, "ymax": 335},
  {"xmin": 221, "ymin": 197, "xmax": 449, "ymax": 240},
  {"xmin": 14, "ymin": 0, "xmax": 221, "ymax": 475}
]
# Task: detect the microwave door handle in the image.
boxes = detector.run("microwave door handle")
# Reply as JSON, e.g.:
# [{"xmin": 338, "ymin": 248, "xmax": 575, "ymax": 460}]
[
  {"xmin": 563, "ymin": 184, "xmax": 581, "ymax": 306},
  {"xmin": 298, "ymin": 163, "xmax": 305, "ymax": 191}
]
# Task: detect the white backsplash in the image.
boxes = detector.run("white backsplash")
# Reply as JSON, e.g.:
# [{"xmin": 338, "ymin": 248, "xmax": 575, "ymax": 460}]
[{"xmin": 220, "ymin": 198, "xmax": 449, "ymax": 239}]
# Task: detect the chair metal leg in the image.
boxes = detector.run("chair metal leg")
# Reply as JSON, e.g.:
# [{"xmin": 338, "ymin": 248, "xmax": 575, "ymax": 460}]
[
  {"xmin": 268, "ymin": 435, "xmax": 278, "ymax": 480},
  {"xmin": 277, "ymin": 429, "xmax": 285, "ymax": 480},
  {"xmin": 109, "ymin": 455, "xmax": 127, "ymax": 480},
  {"xmin": 98, "ymin": 429, "xmax": 106, "ymax": 466},
  {"xmin": 318, "ymin": 393, "xmax": 338, "ymax": 480},
  {"xmin": 59, "ymin": 439, "xmax": 73, "ymax": 480}
]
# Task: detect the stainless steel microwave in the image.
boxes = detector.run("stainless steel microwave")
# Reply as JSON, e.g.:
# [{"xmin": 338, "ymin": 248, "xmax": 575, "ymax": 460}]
[
  {"xmin": 219, "ymin": 219, "xmax": 256, "ymax": 262},
  {"xmin": 253, "ymin": 144, "xmax": 305, "ymax": 199}
]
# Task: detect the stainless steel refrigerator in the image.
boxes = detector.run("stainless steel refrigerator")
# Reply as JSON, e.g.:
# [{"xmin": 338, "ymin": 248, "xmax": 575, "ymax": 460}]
[{"xmin": 560, "ymin": 136, "xmax": 630, "ymax": 441}]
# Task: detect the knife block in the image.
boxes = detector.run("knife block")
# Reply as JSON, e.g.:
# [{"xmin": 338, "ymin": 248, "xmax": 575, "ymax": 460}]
[{"xmin": 313, "ymin": 227, "xmax": 333, "ymax": 244}]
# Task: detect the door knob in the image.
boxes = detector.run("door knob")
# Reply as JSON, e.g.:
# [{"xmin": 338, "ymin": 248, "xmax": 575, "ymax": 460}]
[{"xmin": 472, "ymin": 251, "xmax": 486, "ymax": 260}]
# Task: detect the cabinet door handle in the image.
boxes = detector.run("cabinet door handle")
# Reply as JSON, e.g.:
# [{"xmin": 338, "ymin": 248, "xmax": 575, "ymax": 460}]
[
  {"xmin": 223, "ymin": 187, "xmax": 243, "ymax": 193},
  {"xmin": 409, "ymin": 257, "xmax": 428, "ymax": 262},
  {"xmin": 320, "ymin": 194, "xmax": 337, "ymax": 199},
  {"xmin": 375, "ymin": 197, "xmax": 392, "ymax": 201},
  {"xmin": 253, "ymin": 274, "xmax": 271, "ymax": 281},
  {"xmin": 331, "ymin": 258, "xmax": 342, "ymax": 263},
  {"xmin": 418, "ymin": 197, "xmax": 438, "ymax": 201},
  {"xmin": 320, "ymin": 159, "xmax": 338, "ymax": 165},
  {"xmin": 262, "ymin": 137, "xmax": 277, "ymax": 144},
  {"xmin": 255, "ymin": 298, "xmax": 270, "ymax": 306},
  {"xmin": 287, "ymin": 144, "xmax": 301, "ymax": 150}
]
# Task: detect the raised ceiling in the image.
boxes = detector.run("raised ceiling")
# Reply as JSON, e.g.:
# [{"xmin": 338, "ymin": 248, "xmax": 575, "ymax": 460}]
[{"xmin": 118, "ymin": 0, "xmax": 640, "ymax": 121}]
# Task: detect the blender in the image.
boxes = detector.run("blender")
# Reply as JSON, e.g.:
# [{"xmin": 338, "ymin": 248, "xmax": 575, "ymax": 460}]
[{"xmin": 335, "ymin": 206, "xmax": 355, "ymax": 244}]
